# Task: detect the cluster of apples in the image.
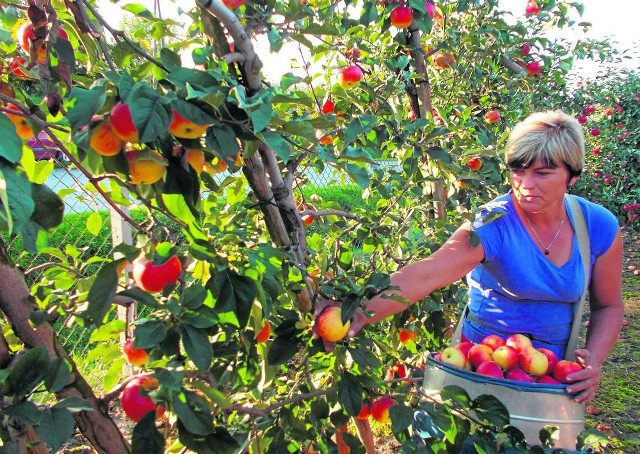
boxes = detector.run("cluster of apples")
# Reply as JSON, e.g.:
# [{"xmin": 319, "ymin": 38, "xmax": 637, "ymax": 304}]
[{"xmin": 436, "ymin": 333, "xmax": 584, "ymax": 384}]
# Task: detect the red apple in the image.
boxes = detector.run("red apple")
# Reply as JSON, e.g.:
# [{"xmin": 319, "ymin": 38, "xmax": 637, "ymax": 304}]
[
  {"xmin": 385, "ymin": 362, "xmax": 408, "ymax": 380},
  {"xmin": 390, "ymin": 5, "xmax": 414, "ymax": 28},
  {"xmin": 424, "ymin": 2, "xmax": 436, "ymax": 19},
  {"xmin": 537, "ymin": 375, "xmax": 561, "ymax": 384},
  {"xmin": 585, "ymin": 105, "xmax": 596, "ymax": 115},
  {"xmin": 525, "ymin": 0, "xmax": 539, "ymax": 15},
  {"xmin": 321, "ymin": 99, "xmax": 335, "ymax": 115},
  {"xmin": 132, "ymin": 253, "xmax": 182, "ymax": 293},
  {"xmin": 398, "ymin": 328, "xmax": 417, "ymax": 344},
  {"xmin": 256, "ymin": 321, "xmax": 271, "ymax": 343},
  {"xmin": 520, "ymin": 43, "xmax": 531, "ymax": 56},
  {"xmin": 506, "ymin": 368, "xmax": 536, "ymax": 383},
  {"xmin": 481, "ymin": 334, "xmax": 506, "ymax": 351},
  {"xmin": 537, "ymin": 348, "xmax": 558, "ymax": 375},
  {"xmin": 467, "ymin": 344, "xmax": 494, "ymax": 370},
  {"xmin": 492, "ymin": 345, "xmax": 519, "ymax": 371},
  {"xmin": 519, "ymin": 347, "xmax": 549, "ymax": 377},
  {"xmin": 475, "ymin": 361, "xmax": 503, "ymax": 379},
  {"xmin": 465, "ymin": 157, "xmax": 482, "ymax": 171},
  {"xmin": 525, "ymin": 61, "xmax": 542, "ymax": 77},
  {"xmin": 553, "ymin": 360, "xmax": 584, "ymax": 383},
  {"xmin": 370, "ymin": 396, "xmax": 395, "ymax": 424},
  {"xmin": 110, "ymin": 102, "xmax": 139, "ymax": 143},
  {"xmin": 222, "ymin": 0, "xmax": 245, "ymax": 8},
  {"xmin": 578, "ymin": 115, "xmax": 588, "ymax": 124},
  {"xmin": 484, "ymin": 110, "xmax": 501, "ymax": 124},
  {"xmin": 357, "ymin": 402, "xmax": 371, "ymax": 420},
  {"xmin": 314, "ymin": 306, "xmax": 351, "ymax": 342},
  {"xmin": 505, "ymin": 333, "xmax": 533, "ymax": 353},
  {"xmin": 120, "ymin": 376, "xmax": 165, "ymax": 422},
  {"xmin": 337, "ymin": 65, "xmax": 363, "ymax": 89},
  {"xmin": 590, "ymin": 129, "xmax": 601, "ymax": 136},
  {"xmin": 439, "ymin": 347, "xmax": 467, "ymax": 369}
]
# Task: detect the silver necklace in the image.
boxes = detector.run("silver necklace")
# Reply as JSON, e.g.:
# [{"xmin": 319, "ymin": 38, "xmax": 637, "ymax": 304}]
[{"xmin": 524, "ymin": 213, "xmax": 565, "ymax": 255}]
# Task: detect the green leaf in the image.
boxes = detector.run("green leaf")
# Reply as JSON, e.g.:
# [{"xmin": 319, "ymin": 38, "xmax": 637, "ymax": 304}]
[
  {"xmin": 212, "ymin": 269, "xmax": 258, "ymax": 328},
  {"xmin": 177, "ymin": 424, "xmax": 240, "ymax": 454},
  {"xmin": 30, "ymin": 183, "xmax": 64, "ymax": 230},
  {"xmin": 259, "ymin": 131, "xmax": 290, "ymax": 161},
  {"xmin": 249, "ymin": 101, "xmax": 273, "ymax": 133},
  {"xmin": 172, "ymin": 390, "xmax": 214, "ymax": 436},
  {"xmin": 0, "ymin": 164, "xmax": 34, "ymax": 235},
  {"xmin": 267, "ymin": 336, "xmax": 301, "ymax": 366},
  {"xmin": 117, "ymin": 288, "xmax": 158, "ymax": 308},
  {"xmin": 122, "ymin": 3, "xmax": 153, "ymax": 18},
  {"xmin": 67, "ymin": 86, "xmax": 106, "ymax": 130},
  {"xmin": 85, "ymin": 211, "xmax": 103, "ymax": 236},
  {"xmin": 472, "ymin": 394, "xmax": 510, "ymax": 428},
  {"xmin": 0, "ymin": 114, "xmax": 23, "ymax": 163},
  {"xmin": 3, "ymin": 401, "xmax": 42, "ymax": 426},
  {"xmin": 180, "ymin": 325, "xmax": 213, "ymax": 371},
  {"xmin": 160, "ymin": 48, "xmax": 182, "ymax": 71},
  {"xmin": 35, "ymin": 407, "xmax": 75, "ymax": 451},
  {"xmin": 85, "ymin": 260, "xmax": 121, "ymax": 326},
  {"xmin": 390, "ymin": 402, "xmax": 414, "ymax": 433},
  {"xmin": 267, "ymin": 27, "xmax": 283, "ymax": 52},
  {"xmin": 131, "ymin": 411, "xmax": 165, "ymax": 454},
  {"xmin": 5, "ymin": 346, "xmax": 49, "ymax": 396},
  {"xmin": 44, "ymin": 358, "xmax": 72, "ymax": 393},
  {"xmin": 343, "ymin": 163, "xmax": 371, "ymax": 189},
  {"xmin": 338, "ymin": 372, "xmax": 363, "ymax": 417},
  {"xmin": 125, "ymin": 83, "xmax": 172, "ymax": 143},
  {"xmin": 171, "ymin": 98, "xmax": 215, "ymax": 125},
  {"xmin": 165, "ymin": 68, "xmax": 219, "ymax": 91},
  {"xmin": 134, "ymin": 320, "xmax": 168, "ymax": 349},
  {"xmin": 161, "ymin": 193, "xmax": 196, "ymax": 225},
  {"xmin": 52, "ymin": 397, "xmax": 94, "ymax": 413}
]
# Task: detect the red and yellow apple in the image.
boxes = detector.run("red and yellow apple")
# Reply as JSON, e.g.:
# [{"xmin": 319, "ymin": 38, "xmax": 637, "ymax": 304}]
[
  {"xmin": 505, "ymin": 333, "xmax": 533, "ymax": 353},
  {"xmin": 467, "ymin": 343, "xmax": 494, "ymax": 369},
  {"xmin": 168, "ymin": 109, "xmax": 209, "ymax": 139},
  {"xmin": 186, "ymin": 149, "xmax": 206, "ymax": 174},
  {"xmin": 454, "ymin": 341, "xmax": 473, "ymax": 358},
  {"xmin": 506, "ymin": 368, "xmax": 536, "ymax": 383},
  {"xmin": 89, "ymin": 119, "xmax": 124, "ymax": 156},
  {"xmin": 321, "ymin": 99, "xmax": 335, "ymax": 115},
  {"xmin": 390, "ymin": 5, "xmax": 414, "ymax": 28},
  {"xmin": 492, "ymin": 345, "xmax": 519, "ymax": 371},
  {"xmin": 314, "ymin": 306, "xmax": 351, "ymax": 342},
  {"xmin": 222, "ymin": 0, "xmax": 245, "ymax": 8},
  {"xmin": 398, "ymin": 328, "xmax": 417, "ymax": 344},
  {"xmin": 357, "ymin": 402, "xmax": 371, "ymax": 420},
  {"xmin": 370, "ymin": 396, "xmax": 395, "ymax": 424},
  {"xmin": 337, "ymin": 65, "xmax": 363, "ymax": 89},
  {"xmin": 4, "ymin": 104, "xmax": 33, "ymax": 139},
  {"xmin": 480, "ymin": 334, "xmax": 505, "ymax": 351},
  {"xmin": 433, "ymin": 52, "xmax": 456, "ymax": 69},
  {"xmin": 439, "ymin": 346, "xmax": 467, "ymax": 369},
  {"xmin": 126, "ymin": 149, "xmax": 167, "ymax": 185},
  {"xmin": 519, "ymin": 347, "xmax": 548, "ymax": 377},
  {"xmin": 9, "ymin": 57, "xmax": 32, "ymax": 80},
  {"xmin": 537, "ymin": 348, "xmax": 559, "ymax": 375},
  {"xmin": 123, "ymin": 339, "xmax": 149, "ymax": 366}
]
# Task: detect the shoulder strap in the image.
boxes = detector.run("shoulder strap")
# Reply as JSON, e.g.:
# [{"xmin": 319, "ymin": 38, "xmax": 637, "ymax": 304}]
[{"xmin": 565, "ymin": 195, "xmax": 591, "ymax": 359}]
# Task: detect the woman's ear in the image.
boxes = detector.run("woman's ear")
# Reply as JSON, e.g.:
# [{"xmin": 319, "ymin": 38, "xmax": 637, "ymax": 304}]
[{"xmin": 568, "ymin": 175, "xmax": 580, "ymax": 188}]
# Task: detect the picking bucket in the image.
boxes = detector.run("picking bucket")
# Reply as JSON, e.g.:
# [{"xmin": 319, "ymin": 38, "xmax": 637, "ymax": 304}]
[{"xmin": 422, "ymin": 354, "xmax": 585, "ymax": 449}]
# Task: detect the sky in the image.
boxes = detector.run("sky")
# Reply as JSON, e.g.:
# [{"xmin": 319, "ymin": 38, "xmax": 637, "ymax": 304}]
[{"xmin": 97, "ymin": 0, "xmax": 639, "ymax": 80}]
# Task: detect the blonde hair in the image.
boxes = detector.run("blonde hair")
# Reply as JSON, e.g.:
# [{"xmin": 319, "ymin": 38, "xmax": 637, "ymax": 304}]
[{"xmin": 505, "ymin": 110, "xmax": 585, "ymax": 178}]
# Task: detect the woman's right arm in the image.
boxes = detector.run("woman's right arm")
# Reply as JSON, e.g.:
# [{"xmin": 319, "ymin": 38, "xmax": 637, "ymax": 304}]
[{"xmin": 348, "ymin": 224, "xmax": 486, "ymax": 336}]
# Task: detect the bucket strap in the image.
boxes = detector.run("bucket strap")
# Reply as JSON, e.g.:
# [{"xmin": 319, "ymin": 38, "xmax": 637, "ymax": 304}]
[{"xmin": 565, "ymin": 194, "xmax": 590, "ymax": 359}]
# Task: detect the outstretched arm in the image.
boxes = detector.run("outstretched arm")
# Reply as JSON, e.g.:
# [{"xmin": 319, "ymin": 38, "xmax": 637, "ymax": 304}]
[{"xmin": 348, "ymin": 224, "xmax": 485, "ymax": 336}]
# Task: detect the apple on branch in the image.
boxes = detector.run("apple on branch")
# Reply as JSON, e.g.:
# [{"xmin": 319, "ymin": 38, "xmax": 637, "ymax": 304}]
[
  {"xmin": 337, "ymin": 65, "xmax": 363, "ymax": 89},
  {"xmin": 314, "ymin": 305, "xmax": 351, "ymax": 342}
]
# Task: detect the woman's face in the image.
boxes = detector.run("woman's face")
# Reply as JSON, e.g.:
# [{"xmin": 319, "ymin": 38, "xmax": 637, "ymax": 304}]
[{"xmin": 509, "ymin": 159, "xmax": 576, "ymax": 213}]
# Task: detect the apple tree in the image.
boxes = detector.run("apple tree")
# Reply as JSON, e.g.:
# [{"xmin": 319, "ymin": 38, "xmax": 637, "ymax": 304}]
[{"xmin": 0, "ymin": 0, "xmax": 620, "ymax": 452}]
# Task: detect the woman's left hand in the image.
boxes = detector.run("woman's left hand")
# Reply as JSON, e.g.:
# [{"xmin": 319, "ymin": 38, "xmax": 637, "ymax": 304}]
[{"xmin": 564, "ymin": 349, "xmax": 601, "ymax": 404}]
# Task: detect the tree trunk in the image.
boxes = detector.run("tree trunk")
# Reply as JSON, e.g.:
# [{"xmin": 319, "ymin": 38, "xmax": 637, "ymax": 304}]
[{"xmin": 0, "ymin": 245, "xmax": 131, "ymax": 454}]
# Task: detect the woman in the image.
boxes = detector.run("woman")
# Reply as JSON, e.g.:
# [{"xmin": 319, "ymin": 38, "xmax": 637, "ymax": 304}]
[{"xmin": 346, "ymin": 110, "xmax": 624, "ymax": 404}]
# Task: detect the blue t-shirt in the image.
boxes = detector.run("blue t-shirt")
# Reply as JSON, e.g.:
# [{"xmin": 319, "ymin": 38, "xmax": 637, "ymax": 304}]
[{"xmin": 461, "ymin": 192, "xmax": 619, "ymax": 358}]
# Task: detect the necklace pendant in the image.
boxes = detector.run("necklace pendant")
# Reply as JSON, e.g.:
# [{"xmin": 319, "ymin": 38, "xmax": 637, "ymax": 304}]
[{"xmin": 544, "ymin": 249, "xmax": 550, "ymax": 255}]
